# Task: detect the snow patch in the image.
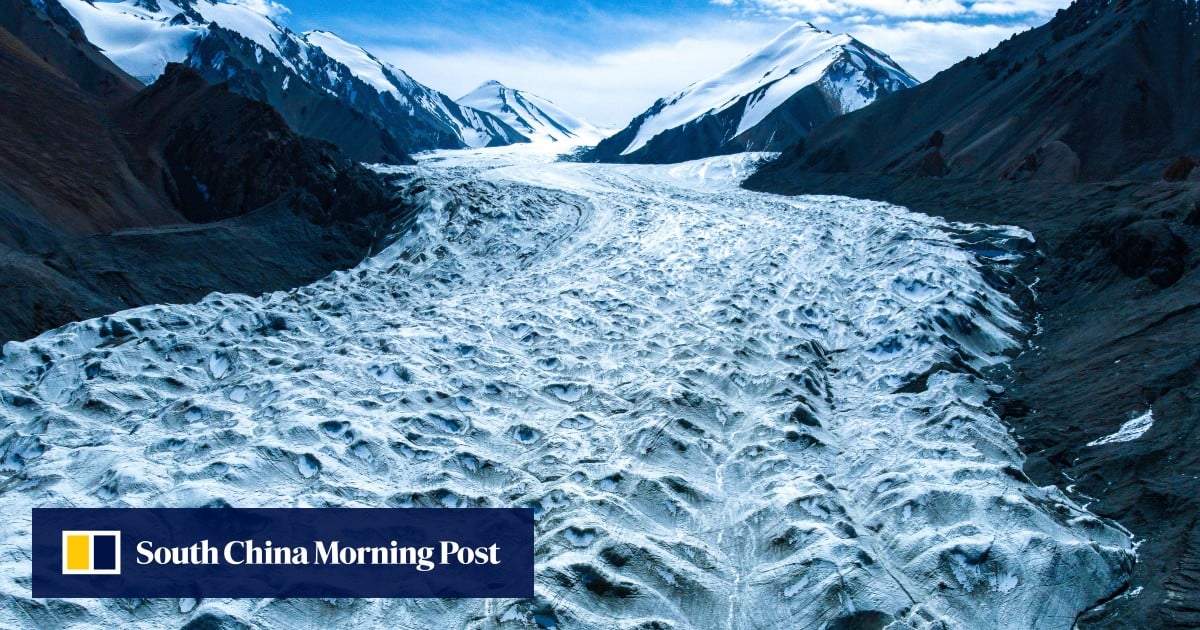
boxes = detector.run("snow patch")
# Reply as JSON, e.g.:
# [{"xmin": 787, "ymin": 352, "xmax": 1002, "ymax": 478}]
[{"xmin": 1087, "ymin": 409, "xmax": 1154, "ymax": 446}]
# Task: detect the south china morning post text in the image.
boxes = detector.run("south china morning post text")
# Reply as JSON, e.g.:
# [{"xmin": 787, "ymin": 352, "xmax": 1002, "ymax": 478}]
[
  {"xmin": 135, "ymin": 538, "xmax": 502, "ymax": 570},
  {"xmin": 33, "ymin": 508, "xmax": 534, "ymax": 598}
]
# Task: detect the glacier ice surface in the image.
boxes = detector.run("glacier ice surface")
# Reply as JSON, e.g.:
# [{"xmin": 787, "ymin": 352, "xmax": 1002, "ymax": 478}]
[{"xmin": 0, "ymin": 148, "xmax": 1131, "ymax": 628}]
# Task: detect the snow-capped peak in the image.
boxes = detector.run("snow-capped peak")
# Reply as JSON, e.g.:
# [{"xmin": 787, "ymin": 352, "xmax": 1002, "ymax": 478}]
[
  {"xmin": 301, "ymin": 30, "xmax": 415, "ymax": 95},
  {"xmin": 611, "ymin": 21, "xmax": 918, "ymax": 158},
  {"xmin": 56, "ymin": 0, "xmax": 529, "ymax": 151},
  {"xmin": 58, "ymin": 0, "xmax": 297, "ymax": 83},
  {"xmin": 221, "ymin": 0, "xmax": 289, "ymax": 19},
  {"xmin": 457, "ymin": 80, "xmax": 605, "ymax": 145}
]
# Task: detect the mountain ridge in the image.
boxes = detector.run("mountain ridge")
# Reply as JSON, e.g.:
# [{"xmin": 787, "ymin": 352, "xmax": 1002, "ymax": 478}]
[
  {"xmin": 586, "ymin": 22, "xmax": 917, "ymax": 164},
  {"xmin": 456, "ymin": 80, "xmax": 605, "ymax": 145},
  {"xmin": 751, "ymin": 0, "xmax": 1200, "ymax": 181},
  {"xmin": 57, "ymin": 0, "xmax": 530, "ymax": 160}
]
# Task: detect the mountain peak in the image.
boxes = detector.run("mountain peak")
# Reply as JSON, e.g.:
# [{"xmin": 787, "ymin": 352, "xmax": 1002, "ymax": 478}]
[
  {"xmin": 585, "ymin": 21, "xmax": 917, "ymax": 163},
  {"xmin": 772, "ymin": 20, "xmax": 843, "ymax": 42},
  {"xmin": 785, "ymin": 21, "xmax": 830, "ymax": 36},
  {"xmin": 57, "ymin": 0, "xmax": 530, "ymax": 152},
  {"xmin": 457, "ymin": 81, "xmax": 603, "ymax": 145},
  {"xmin": 204, "ymin": 0, "xmax": 289, "ymax": 19},
  {"xmin": 754, "ymin": 21, "xmax": 852, "ymax": 63},
  {"xmin": 753, "ymin": 0, "xmax": 1200, "ymax": 182}
]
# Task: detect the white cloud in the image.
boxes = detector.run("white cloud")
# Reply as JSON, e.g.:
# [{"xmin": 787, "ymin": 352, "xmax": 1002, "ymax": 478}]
[
  {"xmin": 969, "ymin": 0, "xmax": 1069, "ymax": 15},
  {"xmin": 717, "ymin": 0, "xmax": 1067, "ymax": 19},
  {"xmin": 848, "ymin": 20, "xmax": 1035, "ymax": 80},
  {"xmin": 747, "ymin": 0, "xmax": 967, "ymax": 19},
  {"xmin": 703, "ymin": 0, "xmax": 1067, "ymax": 83}
]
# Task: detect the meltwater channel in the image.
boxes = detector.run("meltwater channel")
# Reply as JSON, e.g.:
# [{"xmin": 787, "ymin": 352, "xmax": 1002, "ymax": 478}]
[{"xmin": 0, "ymin": 149, "xmax": 1132, "ymax": 628}]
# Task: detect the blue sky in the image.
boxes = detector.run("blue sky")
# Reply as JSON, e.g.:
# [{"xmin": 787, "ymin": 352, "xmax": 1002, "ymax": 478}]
[{"xmin": 271, "ymin": 0, "xmax": 1069, "ymax": 126}]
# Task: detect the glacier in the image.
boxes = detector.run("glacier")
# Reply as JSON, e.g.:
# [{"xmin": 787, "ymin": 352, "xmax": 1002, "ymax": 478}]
[{"xmin": 0, "ymin": 149, "xmax": 1131, "ymax": 628}]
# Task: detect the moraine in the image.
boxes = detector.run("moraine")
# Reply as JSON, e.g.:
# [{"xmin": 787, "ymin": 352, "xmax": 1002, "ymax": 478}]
[{"xmin": 0, "ymin": 148, "xmax": 1131, "ymax": 628}]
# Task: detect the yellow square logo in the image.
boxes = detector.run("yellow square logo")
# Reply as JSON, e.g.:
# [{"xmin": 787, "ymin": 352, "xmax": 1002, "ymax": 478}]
[{"xmin": 61, "ymin": 531, "xmax": 121, "ymax": 575}]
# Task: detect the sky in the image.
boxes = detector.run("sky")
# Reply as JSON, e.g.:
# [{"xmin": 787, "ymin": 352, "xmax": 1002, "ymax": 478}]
[{"xmin": 272, "ymin": 0, "xmax": 1070, "ymax": 127}]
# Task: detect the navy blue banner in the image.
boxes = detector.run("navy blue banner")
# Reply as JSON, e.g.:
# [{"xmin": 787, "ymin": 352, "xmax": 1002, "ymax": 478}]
[{"xmin": 33, "ymin": 508, "xmax": 534, "ymax": 598}]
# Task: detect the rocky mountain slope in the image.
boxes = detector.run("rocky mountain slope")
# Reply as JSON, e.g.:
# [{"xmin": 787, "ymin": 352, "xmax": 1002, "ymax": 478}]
[
  {"xmin": 457, "ymin": 80, "xmax": 605, "ymax": 145},
  {"xmin": 0, "ymin": 0, "xmax": 140, "ymax": 103},
  {"xmin": 300, "ymin": 31, "xmax": 527, "ymax": 150},
  {"xmin": 0, "ymin": 0, "xmax": 177, "ymax": 245},
  {"xmin": 586, "ymin": 23, "xmax": 916, "ymax": 164},
  {"xmin": 57, "ymin": 0, "xmax": 528, "ymax": 161},
  {"xmin": 755, "ymin": 0, "xmax": 1200, "ymax": 181},
  {"xmin": 747, "ymin": 1, "xmax": 1200, "ymax": 626},
  {"xmin": 0, "ymin": 0, "xmax": 410, "ymax": 343}
]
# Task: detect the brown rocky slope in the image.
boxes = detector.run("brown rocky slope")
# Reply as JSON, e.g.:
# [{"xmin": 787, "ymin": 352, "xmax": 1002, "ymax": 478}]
[{"xmin": 0, "ymin": 0, "xmax": 412, "ymax": 344}]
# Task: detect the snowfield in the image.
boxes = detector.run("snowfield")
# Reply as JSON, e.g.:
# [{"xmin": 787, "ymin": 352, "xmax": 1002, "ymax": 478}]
[{"xmin": 0, "ymin": 149, "xmax": 1130, "ymax": 628}]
